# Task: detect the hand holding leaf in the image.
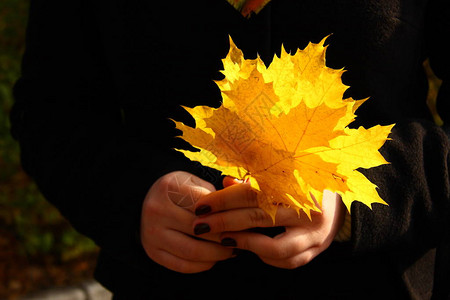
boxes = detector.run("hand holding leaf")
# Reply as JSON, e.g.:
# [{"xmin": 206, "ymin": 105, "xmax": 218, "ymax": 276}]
[{"xmin": 174, "ymin": 36, "xmax": 394, "ymax": 222}]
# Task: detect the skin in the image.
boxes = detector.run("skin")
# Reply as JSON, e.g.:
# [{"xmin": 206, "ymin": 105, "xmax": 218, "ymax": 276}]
[{"xmin": 140, "ymin": 171, "xmax": 346, "ymax": 273}]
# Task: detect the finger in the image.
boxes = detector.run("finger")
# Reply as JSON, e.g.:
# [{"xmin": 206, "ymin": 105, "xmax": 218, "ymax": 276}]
[
  {"xmin": 149, "ymin": 249, "xmax": 216, "ymax": 274},
  {"xmin": 161, "ymin": 229, "xmax": 234, "ymax": 262},
  {"xmin": 193, "ymin": 208, "xmax": 273, "ymax": 234},
  {"xmin": 219, "ymin": 229, "xmax": 314, "ymax": 260},
  {"xmin": 170, "ymin": 209, "xmax": 224, "ymax": 243},
  {"xmin": 193, "ymin": 203, "xmax": 323, "ymax": 235},
  {"xmin": 258, "ymin": 247, "xmax": 320, "ymax": 269},
  {"xmin": 195, "ymin": 183, "xmax": 258, "ymax": 216},
  {"xmin": 258, "ymin": 227, "xmax": 328, "ymax": 269},
  {"xmin": 143, "ymin": 195, "xmax": 223, "ymax": 243}
]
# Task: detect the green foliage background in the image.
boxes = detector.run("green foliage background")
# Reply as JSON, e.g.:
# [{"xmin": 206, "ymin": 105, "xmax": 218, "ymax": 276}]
[{"xmin": 0, "ymin": 0, "xmax": 97, "ymax": 262}]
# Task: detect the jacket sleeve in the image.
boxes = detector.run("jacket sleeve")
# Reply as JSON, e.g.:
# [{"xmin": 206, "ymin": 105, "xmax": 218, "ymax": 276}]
[
  {"xmin": 349, "ymin": 0, "xmax": 450, "ymax": 266},
  {"xmin": 10, "ymin": 0, "xmax": 219, "ymax": 268}
]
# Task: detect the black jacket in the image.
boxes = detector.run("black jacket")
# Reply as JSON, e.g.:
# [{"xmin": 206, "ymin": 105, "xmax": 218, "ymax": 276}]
[{"xmin": 11, "ymin": 0, "xmax": 450, "ymax": 299}]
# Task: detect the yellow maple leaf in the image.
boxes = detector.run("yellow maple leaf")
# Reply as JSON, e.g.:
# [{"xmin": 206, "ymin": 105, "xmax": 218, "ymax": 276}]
[{"xmin": 174, "ymin": 36, "xmax": 394, "ymax": 221}]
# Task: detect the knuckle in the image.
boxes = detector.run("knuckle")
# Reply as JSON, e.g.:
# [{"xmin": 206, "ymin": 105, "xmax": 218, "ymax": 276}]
[
  {"xmin": 284, "ymin": 258, "xmax": 301, "ymax": 270},
  {"xmin": 248, "ymin": 209, "xmax": 270, "ymax": 226},
  {"xmin": 240, "ymin": 237, "xmax": 251, "ymax": 251},
  {"xmin": 214, "ymin": 193, "xmax": 227, "ymax": 211},
  {"xmin": 157, "ymin": 173, "xmax": 173, "ymax": 190},
  {"xmin": 141, "ymin": 220, "xmax": 159, "ymax": 240},
  {"xmin": 214, "ymin": 214, "xmax": 227, "ymax": 232},
  {"xmin": 245, "ymin": 187, "xmax": 258, "ymax": 206},
  {"xmin": 299, "ymin": 253, "xmax": 314, "ymax": 266},
  {"xmin": 143, "ymin": 197, "xmax": 164, "ymax": 217},
  {"xmin": 311, "ymin": 229, "xmax": 328, "ymax": 246},
  {"xmin": 181, "ymin": 244, "xmax": 199, "ymax": 260},
  {"xmin": 294, "ymin": 251, "xmax": 316, "ymax": 268},
  {"xmin": 158, "ymin": 171, "xmax": 188, "ymax": 193},
  {"xmin": 270, "ymin": 244, "xmax": 288, "ymax": 259}
]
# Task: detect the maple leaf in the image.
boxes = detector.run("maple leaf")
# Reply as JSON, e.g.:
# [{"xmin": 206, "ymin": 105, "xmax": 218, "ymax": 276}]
[{"xmin": 174, "ymin": 36, "xmax": 394, "ymax": 221}]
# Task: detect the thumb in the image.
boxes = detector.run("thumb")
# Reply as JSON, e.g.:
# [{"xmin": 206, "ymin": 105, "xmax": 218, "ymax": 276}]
[
  {"xmin": 222, "ymin": 176, "xmax": 246, "ymax": 188},
  {"xmin": 165, "ymin": 171, "xmax": 216, "ymax": 212}
]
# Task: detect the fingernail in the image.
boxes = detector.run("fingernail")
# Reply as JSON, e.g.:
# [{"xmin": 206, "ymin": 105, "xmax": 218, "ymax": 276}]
[
  {"xmin": 195, "ymin": 205, "xmax": 211, "ymax": 216},
  {"xmin": 194, "ymin": 223, "xmax": 210, "ymax": 235},
  {"xmin": 221, "ymin": 237, "xmax": 237, "ymax": 247}
]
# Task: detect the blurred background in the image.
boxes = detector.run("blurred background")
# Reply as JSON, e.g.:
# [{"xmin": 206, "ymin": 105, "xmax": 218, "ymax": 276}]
[
  {"xmin": 0, "ymin": 1, "xmax": 443, "ymax": 299},
  {"xmin": 0, "ymin": 1, "xmax": 99, "ymax": 299}
]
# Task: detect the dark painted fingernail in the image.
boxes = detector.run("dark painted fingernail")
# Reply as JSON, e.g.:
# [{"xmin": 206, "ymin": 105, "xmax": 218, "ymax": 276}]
[
  {"xmin": 221, "ymin": 237, "xmax": 237, "ymax": 247},
  {"xmin": 195, "ymin": 205, "xmax": 211, "ymax": 216},
  {"xmin": 194, "ymin": 223, "xmax": 210, "ymax": 235}
]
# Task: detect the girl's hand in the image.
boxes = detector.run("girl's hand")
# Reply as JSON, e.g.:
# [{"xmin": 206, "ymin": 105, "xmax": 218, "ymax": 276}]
[
  {"xmin": 140, "ymin": 171, "xmax": 235, "ymax": 273},
  {"xmin": 193, "ymin": 177, "xmax": 346, "ymax": 269}
]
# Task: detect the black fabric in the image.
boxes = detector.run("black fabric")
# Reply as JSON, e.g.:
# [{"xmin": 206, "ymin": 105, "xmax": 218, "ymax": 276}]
[{"xmin": 10, "ymin": 0, "xmax": 450, "ymax": 299}]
